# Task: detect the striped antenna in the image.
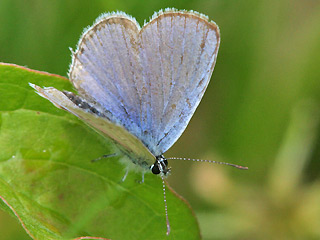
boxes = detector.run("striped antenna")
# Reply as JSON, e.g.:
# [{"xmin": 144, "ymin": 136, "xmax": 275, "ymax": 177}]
[
  {"xmin": 168, "ymin": 157, "xmax": 248, "ymax": 170},
  {"xmin": 161, "ymin": 176, "xmax": 171, "ymax": 235}
]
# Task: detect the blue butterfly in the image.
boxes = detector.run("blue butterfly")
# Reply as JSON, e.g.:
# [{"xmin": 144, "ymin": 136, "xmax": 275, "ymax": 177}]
[
  {"xmin": 30, "ymin": 9, "xmax": 233, "ymax": 235},
  {"xmin": 31, "ymin": 9, "xmax": 220, "ymax": 177}
]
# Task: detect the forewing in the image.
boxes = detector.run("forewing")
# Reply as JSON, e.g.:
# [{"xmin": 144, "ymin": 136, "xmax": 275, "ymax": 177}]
[
  {"xmin": 138, "ymin": 10, "xmax": 220, "ymax": 155},
  {"xmin": 69, "ymin": 13, "xmax": 145, "ymax": 145},
  {"xmin": 29, "ymin": 84, "xmax": 155, "ymax": 167}
]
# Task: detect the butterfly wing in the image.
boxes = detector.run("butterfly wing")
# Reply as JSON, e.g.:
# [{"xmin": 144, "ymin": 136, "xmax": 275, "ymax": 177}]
[
  {"xmin": 69, "ymin": 10, "xmax": 219, "ymax": 157},
  {"xmin": 69, "ymin": 12, "xmax": 146, "ymax": 148},
  {"xmin": 29, "ymin": 83, "xmax": 155, "ymax": 167},
  {"xmin": 138, "ymin": 10, "xmax": 220, "ymax": 155}
]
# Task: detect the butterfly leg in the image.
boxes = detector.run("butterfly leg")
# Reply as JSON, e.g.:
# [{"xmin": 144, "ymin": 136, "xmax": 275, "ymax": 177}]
[
  {"xmin": 91, "ymin": 153, "xmax": 117, "ymax": 162},
  {"xmin": 135, "ymin": 173, "xmax": 145, "ymax": 184},
  {"xmin": 120, "ymin": 169, "xmax": 129, "ymax": 182}
]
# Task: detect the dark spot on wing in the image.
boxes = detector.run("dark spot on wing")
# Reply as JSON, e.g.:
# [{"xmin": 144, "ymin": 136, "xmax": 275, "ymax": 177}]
[
  {"xmin": 63, "ymin": 91, "xmax": 103, "ymax": 117},
  {"xmin": 186, "ymin": 98, "xmax": 191, "ymax": 108},
  {"xmin": 200, "ymin": 39, "xmax": 206, "ymax": 50},
  {"xmin": 198, "ymin": 76, "xmax": 206, "ymax": 88},
  {"xmin": 142, "ymin": 87, "xmax": 148, "ymax": 94}
]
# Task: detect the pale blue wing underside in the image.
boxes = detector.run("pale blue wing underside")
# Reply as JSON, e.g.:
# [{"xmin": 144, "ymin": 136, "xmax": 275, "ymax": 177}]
[
  {"xmin": 69, "ymin": 13, "xmax": 143, "ymax": 137},
  {"xmin": 29, "ymin": 84, "xmax": 155, "ymax": 168},
  {"xmin": 69, "ymin": 9, "xmax": 220, "ymax": 156},
  {"xmin": 139, "ymin": 11, "xmax": 220, "ymax": 154}
]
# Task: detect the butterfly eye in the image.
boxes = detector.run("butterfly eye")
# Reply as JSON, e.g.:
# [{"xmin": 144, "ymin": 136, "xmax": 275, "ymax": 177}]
[{"xmin": 151, "ymin": 164, "xmax": 161, "ymax": 175}]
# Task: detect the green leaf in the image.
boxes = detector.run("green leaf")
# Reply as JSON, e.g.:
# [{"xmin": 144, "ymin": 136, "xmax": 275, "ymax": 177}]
[{"xmin": 0, "ymin": 63, "xmax": 200, "ymax": 240}]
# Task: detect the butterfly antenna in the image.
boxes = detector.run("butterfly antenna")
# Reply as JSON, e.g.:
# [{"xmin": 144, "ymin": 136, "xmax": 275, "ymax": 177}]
[
  {"xmin": 168, "ymin": 157, "xmax": 248, "ymax": 170},
  {"xmin": 161, "ymin": 176, "xmax": 171, "ymax": 235}
]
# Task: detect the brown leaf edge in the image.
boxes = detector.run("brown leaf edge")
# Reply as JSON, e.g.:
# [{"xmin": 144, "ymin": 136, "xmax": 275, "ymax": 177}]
[
  {"xmin": 0, "ymin": 62, "xmax": 69, "ymax": 80},
  {"xmin": 0, "ymin": 194, "xmax": 35, "ymax": 239}
]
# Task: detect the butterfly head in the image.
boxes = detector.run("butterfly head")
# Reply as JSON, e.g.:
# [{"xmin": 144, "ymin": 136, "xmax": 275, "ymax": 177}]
[{"xmin": 151, "ymin": 155, "xmax": 170, "ymax": 176}]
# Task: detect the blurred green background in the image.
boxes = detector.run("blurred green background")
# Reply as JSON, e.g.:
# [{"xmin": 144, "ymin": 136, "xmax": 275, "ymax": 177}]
[{"xmin": 1, "ymin": 0, "xmax": 320, "ymax": 239}]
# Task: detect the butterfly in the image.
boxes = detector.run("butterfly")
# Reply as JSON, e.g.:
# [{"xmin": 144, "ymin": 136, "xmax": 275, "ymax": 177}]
[{"xmin": 30, "ymin": 9, "xmax": 245, "ymax": 235}]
